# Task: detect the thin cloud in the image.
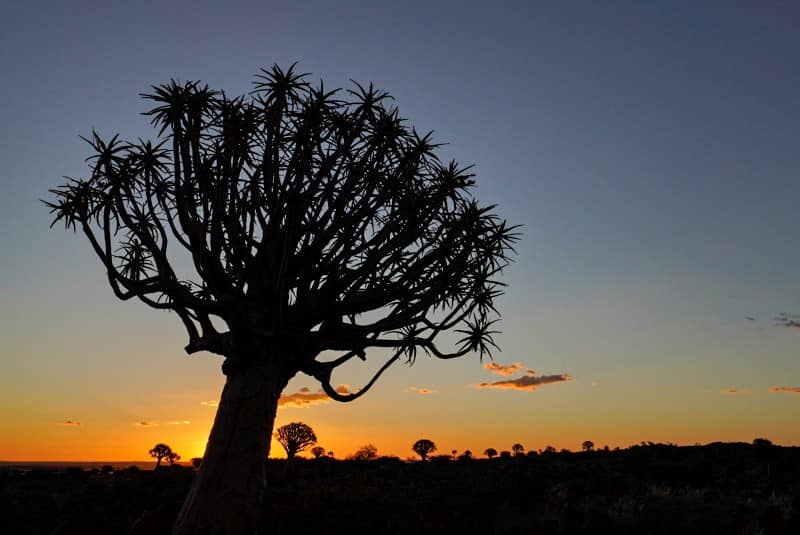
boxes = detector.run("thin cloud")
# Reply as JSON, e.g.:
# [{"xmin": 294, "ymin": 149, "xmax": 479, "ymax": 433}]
[
  {"xmin": 475, "ymin": 372, "xmax": 573, "ymax": 391},
  {"xmin": 725, "ymin": 388, "xmax": 751, "ymax": 395},
  {"xmin": 57, "ymin": 420, "xmax": 81, "ymax": 427},
  {"xmin": 278, "ymin": 384, "xmax": 352, "ymax": 408},
  {"xmin": 166, "ymin": 420, "xmax": 192, "ymax": 425},
  {"xmin": 406, "ymin": 386, "xmax": 436, "ymax": 395},
  {"xmin": 200, "ymin": 400, "xmax": 219, "ymax": 407},
  {"xmin": 134, "ymin": 421, "xmax": 158, "ymax": 427},
  {"xmin": 483, "ymin": 362, "xmax": 523, "ymax": 376},
  {"xmin": 775, "ymin": 312, "xmax": 800, "ymax": 329},
  {"xmin": 768, "ymin": 386, "xmax": 800, "ymax": 394},
  {"xmin": 475, "ymin": 363, "xmax": 572, "ymax": 391}
]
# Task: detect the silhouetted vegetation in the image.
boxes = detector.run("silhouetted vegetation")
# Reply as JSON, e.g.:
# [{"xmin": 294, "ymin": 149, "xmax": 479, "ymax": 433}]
[
  {"xmin": 484, "ymin": 447, "xmax": 497, "ymax": 459},
  {"xmin": 412, "ymin": 439, "xmax": 436, "ymax": 461},
  {"xmin": 148, "ymin": 444, "xmax": 180, "ymax": 469},
  {"xmin": 275, "ymin": 422, "xmax": 317, "ymax": 459},
  {"xmin": 44, "ymin": 63, "xmax": 518, "ymax": 533},
  {"xmin": 3, "ymin": 441, "xmax": 798, "ymax": 533},
  {"xmin": 310, "ymin": 446, "xmax": 325, "ymax": 459},
  {"xmin": 351, "ymin": 444, "xmax": 378, "ymax": 461}
]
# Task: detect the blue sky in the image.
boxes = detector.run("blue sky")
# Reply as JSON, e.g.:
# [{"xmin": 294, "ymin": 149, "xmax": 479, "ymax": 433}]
[{"xmin": 1, "ymin": 1, "xmax": 798, "ymax": 459}]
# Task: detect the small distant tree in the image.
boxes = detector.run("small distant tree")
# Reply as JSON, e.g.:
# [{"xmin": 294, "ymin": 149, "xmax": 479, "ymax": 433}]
[
  {"xmin": 275, "ymin": 422, "xmax": 317, "ymax": 459},
  {"xmin": 542, "ymin": 445, "xmax": 556, "ymax": 455},
  {"xmin": 451, "ymin": 449, "xmax": 458, "ymax": 460},
  {"xmin": 484, "ymin": 447, "xmax": 497, "ymax": 459},
  {"xmin": 327, "ymin": 451, "xmax": 334, "ymax": 458},
  {"xmin": 582, "ymin": 440, "xmax": 595, "ymax": 452},
  {"xmin": 412, "ymin": 439, "xmax": 437, "ymax": 461},
  {"xmin": 499, "ymin": 450, "xmax": 512, "ymax": 459},
  {"xmin": 311, "ymin": 446, "xmax": 326, "ymax": 459},
  {"xmin": 149, "ymin": 443, "xmax": 180, "ymax": 468},
  {"xmin": 459, "ymin": 449, "xmax": 473, "ymax": 460},
  {"xmin": 753, "ymin": 437, "xmax": 773, "ymax": 448},
  {"xmin": 352, "ymin": 444, "xmax": 378, "ymax": 461},
  {"xmin": 512, "ymin": 443, "xmax": 524, "ymax": 456}
]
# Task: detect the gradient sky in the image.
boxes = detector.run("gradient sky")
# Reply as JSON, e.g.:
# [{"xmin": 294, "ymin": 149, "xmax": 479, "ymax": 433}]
[{"xmin": 1, "ymin": 1, "xmax": 798, "ymax": 462}]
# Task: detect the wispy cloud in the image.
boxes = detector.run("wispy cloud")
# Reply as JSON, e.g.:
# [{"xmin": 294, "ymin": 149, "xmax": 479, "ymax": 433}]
[
  {"xmin": 768, "ymin": 386, "xmax": 800, "ymax": 394},
  {"xmin": 406, "ymin": 386, "xmax": 436, "ymax": 395},
  {"xmin": 483, "ymin": 362, "xmax": 523, "ymax": 376},
  {"xmin": 134, "ymin": 421, "xmax": 158, "ymax": 427},
  {"xmin": 335, "ymin": 384, "xmax": 352, "ymax": 394},
  {"xmin": 775, "ymin": 313, "xmax": 800, "ymax": 329},
  {"xmin": 475, "ymin": 364, "xmax": 572, "ymax": 391},
  {"xmin": 56, "ymin": 420, "xmax": 81, "ymax": 427},
  {"xmin": 725, "ymin": 388, "xmax": 751, "ymax": 395},
  {"xmin": 277, "ymin": 384, "xmax": 352, "ymax": 408},
  {"xmin": 166, "ymin": 420, "xmax": 192, "ymax": 425},
  {"xmin": 476, "ymin": 373, "xmax": 573, "ymax": 391},
  {"xmin": 200, "ymin": 400, "xmax": 219, "ymax": 407}
]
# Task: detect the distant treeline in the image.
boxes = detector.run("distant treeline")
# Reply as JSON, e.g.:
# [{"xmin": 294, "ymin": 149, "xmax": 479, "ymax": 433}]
[{"xmin": 2, "ymin": 440, "xmax": 798, "ymax": 534}]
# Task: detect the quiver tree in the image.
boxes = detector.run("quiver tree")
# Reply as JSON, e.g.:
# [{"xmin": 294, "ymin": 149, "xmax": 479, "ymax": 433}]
[
  {"xmin": 412, "ymin": 438, "xmax": 437, "ymax": 461},
  {"xmin": 149, "ymin": 443, "xmax": 180, "ymax": 468},
  {"xmin": 352, "ymin": 444, "xmax": 378, "ymax": 461},
  {"xmin": 45, "ymin": 64, "xmax": 518, "ymax": 534},
  {"xmin": 275, "ymin": 421, "xmax": 317, "ymax": 459}
]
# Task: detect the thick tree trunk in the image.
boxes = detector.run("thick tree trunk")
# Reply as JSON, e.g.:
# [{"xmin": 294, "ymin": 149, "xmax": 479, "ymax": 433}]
[{"xmin": 172, "ymin": 358, "xmax": 292, "ymax": 535}]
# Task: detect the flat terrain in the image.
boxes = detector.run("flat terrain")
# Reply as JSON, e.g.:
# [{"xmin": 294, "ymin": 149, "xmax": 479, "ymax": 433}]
[{"xmin": 2, "ymin": 442, "xmax": 798, "ymax": 534}]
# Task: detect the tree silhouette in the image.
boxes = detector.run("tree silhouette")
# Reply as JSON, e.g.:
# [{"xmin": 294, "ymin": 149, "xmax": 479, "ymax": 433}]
[
  {"xmin": 752, "ymin": 437, "xmax": 773, "ymax": 448},
  {"xmin": 275, "ymin": 422, "xmax": 317, "ymax": 459},
  {"xmin": 352, "ymin": 444, "xmax": 378, "ymax": 461},
  {"xmin": 582, "ymin": 440, "xmax": 595, "ymax": 452},
  {"xmin": 311, "ymin": 446, "xmax": 326, "ymax": 459},
  {"xmin": 484, "ymin": 447, "xmax": 497, "ymax": 459},
  {"xmin": 45, "ymin": 64, "xmax": 517, "ymax": 534},
  {"xmin": 512, "ymin": 443, "xmax": 525, "ymax": 456},
  {"xmin": 149, "ymin": 443, "xmax": 180, "ymax": 468},
  {"xmin": 412, "ymin": 439, "xmax": 437, "ymax": 461}
]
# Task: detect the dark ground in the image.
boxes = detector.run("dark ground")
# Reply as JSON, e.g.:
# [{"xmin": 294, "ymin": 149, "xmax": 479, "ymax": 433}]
[{"xmin": 2, "ymin": 442, "xmax": 798, "ymax": 534}]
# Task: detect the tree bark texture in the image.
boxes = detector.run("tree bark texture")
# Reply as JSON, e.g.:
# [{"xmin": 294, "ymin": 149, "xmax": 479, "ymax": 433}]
[{"xmin": 173, "ymin": 358, "xmax": 292, "ymax": 535}]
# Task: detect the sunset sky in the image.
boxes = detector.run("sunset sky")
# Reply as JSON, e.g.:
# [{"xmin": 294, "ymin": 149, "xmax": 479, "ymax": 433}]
[{"xmin": 1, "ymin": 1, "xmax": 798, "ymax": 463}]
